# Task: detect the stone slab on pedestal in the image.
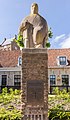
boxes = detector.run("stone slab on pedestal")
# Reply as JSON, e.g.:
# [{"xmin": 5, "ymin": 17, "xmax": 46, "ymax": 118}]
[{"xmin": 21, "ymin": 48, "xmax": 48, "ymax": 120}]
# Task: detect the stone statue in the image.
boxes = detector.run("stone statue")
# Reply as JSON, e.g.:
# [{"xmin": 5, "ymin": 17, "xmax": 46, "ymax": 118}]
[{"xmin": 19, "ymin": 3, "xmax": 48, "ymax": 48}]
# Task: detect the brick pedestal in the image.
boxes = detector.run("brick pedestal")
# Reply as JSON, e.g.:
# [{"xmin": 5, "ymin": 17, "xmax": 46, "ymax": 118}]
[{"xmin": 21, "ymin": 48, "xmax": 48, "ymax": 120}]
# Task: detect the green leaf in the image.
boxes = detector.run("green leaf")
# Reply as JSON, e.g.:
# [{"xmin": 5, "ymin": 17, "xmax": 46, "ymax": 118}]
[
  {"xmin": 48, "ymin": 27, "xmax": 53, "ymax": 38},
  {"xmin": 15, "ymin": 34, "xmax": 24, "ymax": 48},
  {"xmin": 46, "ymin": 42, "xmax": 51, "ymax": 48}
]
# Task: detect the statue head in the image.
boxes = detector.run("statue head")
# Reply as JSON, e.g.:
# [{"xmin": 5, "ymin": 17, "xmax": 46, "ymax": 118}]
[{"xmin": 31, "ymin": 3, "xmax": 38, "ymax": 14}]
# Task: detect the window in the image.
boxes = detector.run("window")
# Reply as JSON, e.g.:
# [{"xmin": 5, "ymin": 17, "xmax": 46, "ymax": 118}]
[
  {"xmin": 18, "ymin": 56, "xmax": 22, "ymax": 66},
  {"xmin": 59, "ymin": 56, "xmax": 66, "ymax": 65},
  {"xmin": 14, "ymin": 75, "xmax": 21, "ymax": 86},
  {"xmin": 50, "ymin": 75, "xmax": 56, "ymax": 85},
  {"xmin": 62, "ymin": 75, "xmax": 69, "ymax": 85},
  {"xmin": 2, "ymin": 75, "xmax": 7, "ymax": 86}
]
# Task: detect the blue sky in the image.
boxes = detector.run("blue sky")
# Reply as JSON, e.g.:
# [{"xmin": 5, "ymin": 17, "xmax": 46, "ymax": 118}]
[{"xmin": 0, "ymin": 0, "xmax": 70, "ymax": 48}]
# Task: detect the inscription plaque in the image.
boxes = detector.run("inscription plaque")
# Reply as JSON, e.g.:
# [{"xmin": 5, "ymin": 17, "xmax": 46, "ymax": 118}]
[{"xmin": 27, "ymin": 80, "xmax": 44, "ymax": 105}]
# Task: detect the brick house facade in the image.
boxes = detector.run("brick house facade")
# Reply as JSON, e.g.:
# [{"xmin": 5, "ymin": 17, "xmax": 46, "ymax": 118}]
[
  {"xmin": 0, "ymin": 49, "xmax": 70, "ymax": 92},
  {"xmin": 48, "ymin": 49, "xmax": 70, "ymax": 92},
  {"xmin": 0, "ymin": 50, "xmax": 21, "ymax": 91}
]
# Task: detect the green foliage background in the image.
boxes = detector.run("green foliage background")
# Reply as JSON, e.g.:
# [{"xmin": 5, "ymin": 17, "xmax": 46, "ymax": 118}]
[
  {"xmin": 0, "ymin": 88, "xmax": 70, "ymax": 120},
  {"xmin": 0, "ymin": 88, "xmax": 21, "ymax": 120}
]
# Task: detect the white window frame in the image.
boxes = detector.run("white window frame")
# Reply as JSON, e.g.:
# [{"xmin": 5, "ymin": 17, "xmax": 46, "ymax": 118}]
[
  {"xmin": 50, "ymin": 75, "xmax": 56, "ymax": 85},
  {"xmin": 18, "ymin": 56, "xmax": 22, "ymax": 66},
  {"xmin": 62, "ymin": 75, "xmax": 69, "ymax": 86},
  {"xmin": 57, "ymin": 56, "xmax": 67, "ymax": 66},
  {"xmin": 14, "ymin": 75, "xmax": 21, "ymax": 86}
]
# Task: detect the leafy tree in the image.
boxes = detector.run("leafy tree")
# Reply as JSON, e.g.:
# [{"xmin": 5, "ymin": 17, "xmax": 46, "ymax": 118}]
[
  {"xmin": 46, "ymin": 27, "xmax": 53, "ymax": 48},
  {"xmin": 14, "ymin": 34, "xmax": 24, "ymax": 48}
]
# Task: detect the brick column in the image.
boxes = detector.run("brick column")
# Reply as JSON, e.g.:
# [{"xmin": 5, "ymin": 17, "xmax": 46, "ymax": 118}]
[{"xmin": 21, "ymin": 48, "xmax": 48, "ymax": 120}]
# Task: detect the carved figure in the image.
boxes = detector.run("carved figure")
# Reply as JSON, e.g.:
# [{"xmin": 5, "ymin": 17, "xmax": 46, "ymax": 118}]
[{"xmin": 19, "ymin": 3, "xmax": 48, "ymax": 48}]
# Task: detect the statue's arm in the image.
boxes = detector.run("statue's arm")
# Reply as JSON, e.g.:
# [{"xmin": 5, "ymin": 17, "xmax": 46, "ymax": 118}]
[
  {"xmin": 18, "ymin": 20, "xmax": 29, "ymax": 34},
  {"xmin": 19, "ymin": 20, "xmax": 33, "ymax": 35}
]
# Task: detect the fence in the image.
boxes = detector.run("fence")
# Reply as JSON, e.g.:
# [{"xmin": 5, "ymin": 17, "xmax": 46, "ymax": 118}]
[
  {"xmin": 0, "ymin": 85, "xmax": 21, "ymax": 93},
  {"xmin": 1, "ymin": 85, "xmax": 70, "ymax": 94},
  {"xmin": 50, "ymin": 85, "xmax": 70, "ymax": 94}
]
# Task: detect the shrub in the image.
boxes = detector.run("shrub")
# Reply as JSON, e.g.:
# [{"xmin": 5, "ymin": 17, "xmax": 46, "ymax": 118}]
[
  {"xmin": 52, "ymin": 87, "xmax": 60, "ymax": 95},
  {"xmin": 0, "ymin": 107, "xmax": 21, "ymax": 120},
  {"xmin": 48, "ymin": 105, "xmax": 70, "ymax": 120}
]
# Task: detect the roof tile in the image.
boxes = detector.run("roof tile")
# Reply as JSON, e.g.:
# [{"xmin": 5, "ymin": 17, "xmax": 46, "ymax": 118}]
[
  {"xmin": 0, "ymin": 48, "xmax": 70, "ymax": 67},
  {"xmin": 0, "ymin": 50, "xmax": 21, "ymax": 67},
  {"xmin": 48, "ymin": 48, "xmax": 70, "ymax": 67}
]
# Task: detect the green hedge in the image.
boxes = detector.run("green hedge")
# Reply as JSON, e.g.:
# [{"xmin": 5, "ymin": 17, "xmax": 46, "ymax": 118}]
[
  {"xmin": 0, "ymin": 107, "xmax": 21, "ymax": 120},
  {"xmin": 0, "ymin": 87, "xmax": 70, "ymax": 120},
  {"xmin": 0, "ymin": 109, "xmax": 70, "ymax": 120},
  {"xmin": 48, "ymin": 105, "xmax": 70, "ymax": 120}
]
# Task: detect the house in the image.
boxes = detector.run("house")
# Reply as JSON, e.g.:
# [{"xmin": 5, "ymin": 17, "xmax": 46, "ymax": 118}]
[
  {"xmin": 0, "ymin": 50, "xmax": 21, "ymax": 91},
  {"xmin": 48, "ymin": 48, "xmax": 70, "ymax": 92},
  {"xmin": 0, "ymin": 48, "xmax": 70, "ymax": 92},
  {"xmin": 0, "ymin": 37, "xmax": 20, "ymax": 51}
]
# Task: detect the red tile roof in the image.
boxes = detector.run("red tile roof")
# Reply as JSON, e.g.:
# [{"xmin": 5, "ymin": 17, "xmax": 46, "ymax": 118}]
[
  {"xmin": 48, "ymin": 48, "xmax": 70, "ymax": 67},
  {"xmin": 0, "ymin": 48, "xmax": 70, "ymax": 67},
  {"xmin": 0, "ymin": 50, "xmax": 21, "ymax": 67}
]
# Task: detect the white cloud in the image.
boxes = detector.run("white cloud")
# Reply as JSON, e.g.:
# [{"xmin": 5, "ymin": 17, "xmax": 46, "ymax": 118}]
[
  {"xmin": 60, "ymin": 36, "xmax": 70, "ymax": 48},
  {"xmin": 50, "ymin": 33, "xmax": 70, "ymax": 49},
  {"xmin": 54, "ymin": 34, "xmax": 65, "ymax": 43}
]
